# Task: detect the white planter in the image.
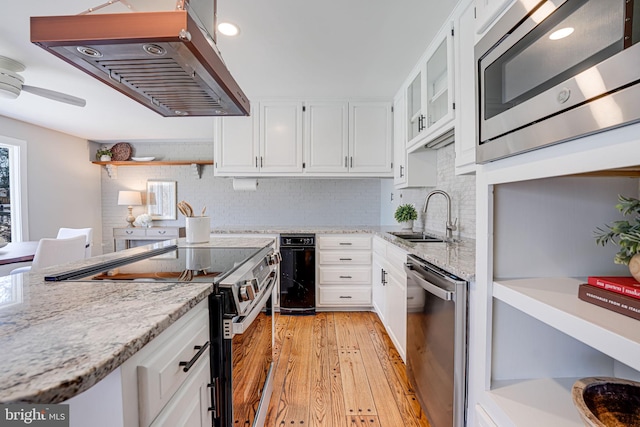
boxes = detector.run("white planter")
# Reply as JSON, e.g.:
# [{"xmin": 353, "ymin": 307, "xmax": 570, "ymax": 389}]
[
  {"xmin": 100, "ymin": 155, "xmax": 112, "ymax": 161},
  {"xmin": 400, "ymin": 220, "xmax": 414, "ymax": 231}
]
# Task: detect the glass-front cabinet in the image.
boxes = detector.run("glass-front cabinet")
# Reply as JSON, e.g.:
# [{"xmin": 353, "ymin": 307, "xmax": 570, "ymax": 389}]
[{"xmin": 406, "ymin": 23, "xmax": 455, "ymax": 151}]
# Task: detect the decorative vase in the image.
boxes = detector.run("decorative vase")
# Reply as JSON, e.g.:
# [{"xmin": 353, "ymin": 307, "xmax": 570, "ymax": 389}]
[
  {"xmin": 100, "ymin": 155, "xmax": 112, "ymax": 161},
  {"xmin": 400, "ymin": 220, "xmax": 414, "ymax": 231},
  {"xmin": 629, "ymin": 253, "xmax": 640, "ymax": 282}
]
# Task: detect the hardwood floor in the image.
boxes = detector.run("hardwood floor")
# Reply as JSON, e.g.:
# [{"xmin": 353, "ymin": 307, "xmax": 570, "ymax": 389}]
[{"xmin": 266, "ymin": 311, "xmax": 431, "ymax": 427}]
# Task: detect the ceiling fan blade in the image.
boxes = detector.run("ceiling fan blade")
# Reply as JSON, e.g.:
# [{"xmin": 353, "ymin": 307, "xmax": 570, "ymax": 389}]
[{"xmin": 22, "ymin": 85, "xmax": 86, "ymax": 107}]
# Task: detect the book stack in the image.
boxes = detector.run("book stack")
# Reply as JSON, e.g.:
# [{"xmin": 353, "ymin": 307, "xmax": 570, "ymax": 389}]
[{"xmin": 579, "ymin": 277, "xmax": 640, "ymax": 321}]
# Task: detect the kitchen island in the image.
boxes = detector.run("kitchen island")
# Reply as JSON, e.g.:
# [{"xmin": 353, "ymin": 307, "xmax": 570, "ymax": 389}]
[{"xmin": 0, "ymin": 236, "xmax": 274, "ymax": 404}]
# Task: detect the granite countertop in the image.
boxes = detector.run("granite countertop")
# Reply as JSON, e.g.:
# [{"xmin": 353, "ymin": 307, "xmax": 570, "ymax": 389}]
[
  {"xmin": 212, "ymin": 226, "xmax": 476, "ymax": 281},
  {"xmin": 0, "ymin": 237, "xmax": 273, "ymax": 404}
]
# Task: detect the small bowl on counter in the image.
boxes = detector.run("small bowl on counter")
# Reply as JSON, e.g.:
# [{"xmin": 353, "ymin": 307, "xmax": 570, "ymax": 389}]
[{"xmin": 572, "ymin": 377, "xmax": 640, "ymax": 426}]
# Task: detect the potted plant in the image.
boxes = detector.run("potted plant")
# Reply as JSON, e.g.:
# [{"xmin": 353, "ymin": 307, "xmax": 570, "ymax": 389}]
[
  {"xmin": 594, "ymin": 194, "xmax": 640, "ymax": 281},
  {"xmin": 96, "ymin": 147, "xmax": 113, "ymax": 162},
  {"xmin": 395, "ymin": 203, "xmax": 418, "ymax": 231}
]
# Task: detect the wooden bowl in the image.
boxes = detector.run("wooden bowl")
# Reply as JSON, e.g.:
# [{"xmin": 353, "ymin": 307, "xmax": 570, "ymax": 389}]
[{"xmin": 572, "ymin": 377, "xmax": 640, "ymax": 426}]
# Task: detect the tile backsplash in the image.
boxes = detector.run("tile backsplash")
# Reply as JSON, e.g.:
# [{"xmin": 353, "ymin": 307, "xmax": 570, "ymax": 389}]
[{"xmin": 99, "ymin": 141, "xmax": 475, "ymax": 251}]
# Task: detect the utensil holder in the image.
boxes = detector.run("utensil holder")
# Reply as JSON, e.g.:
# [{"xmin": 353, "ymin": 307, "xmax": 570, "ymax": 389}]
[{"xmin": 185, "ymin": 216, "xmax": 210, "ymax": 243}]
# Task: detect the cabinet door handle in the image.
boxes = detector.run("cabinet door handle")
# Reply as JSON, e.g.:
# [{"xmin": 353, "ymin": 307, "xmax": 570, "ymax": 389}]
[
  {"xmin": 339, "ymin": 258, "xmax": 352, "ymax": 261},
  {"xmin": 381, "ymin": 269, "xmax": 387, "ymax": 285},
  {"xmin": 255, "ymin": 156, "xmax": 258, "ymax": 168},
  {"xmin": 350, "ymin": 157, "xmax": 353, "ymax": 168},
  {"xmin": 260, "ymin": 156, "xmax": 264, "ymax": 168},
  {"xmin": 339, "ymin": 296, "xmax": 353, "ymax": 299},
  {"xmin": 339, "ymin": 275, "xmax": 352, "ymax": 279},
  {"xmin": 345, "ymin": 156, "xmax": 348, "ymax": 168},
  {"xmin": 400, "ymin": 165, "xmax": 404, "ymax": 178},
  {"xmin": 339, "ymin": 242, "xmax": 352, "ymax": 246},
  {"xmin": 179, "ymin": 341, "xmax": 210, "ymax": 372}
]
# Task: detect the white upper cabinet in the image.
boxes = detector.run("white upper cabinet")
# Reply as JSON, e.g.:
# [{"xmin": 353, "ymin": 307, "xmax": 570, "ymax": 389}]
[
  {"xmin": 454, "ymin": 0, "xmax": 477, "ymax": 174},
  {"xmin": 348, "ymin": 102, "xmax": 393, "ymax": 174},
  {"xmin": 406, "ymin": 23, "xmax": 456, "ymax": 152},
  {"xmin": 258, "ymin": 100, "xmax": 303, "ymax": 173},
  {"xmin": 303, "ymin": 101, "xmax": 349, "ymax": 173},
  {"xmin": 475, "ymin": 0, "xmax": 514, "ymax": 36},
  {"xmin": 393, "ymin": 93, "xmax": 408, "ymax": 187},
  {"xmin": 215, "ymin": 99, "xmax": 391, "ymax": 177},
  {"xmin": 214, "ymin": 114, "xmax": 258, "ymax": 174}
]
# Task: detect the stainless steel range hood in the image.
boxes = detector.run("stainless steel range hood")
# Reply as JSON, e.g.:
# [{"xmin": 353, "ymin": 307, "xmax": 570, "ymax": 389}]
[{"xmin": 30, "ymin": 1, "xmax": 249, "ymax": 117}]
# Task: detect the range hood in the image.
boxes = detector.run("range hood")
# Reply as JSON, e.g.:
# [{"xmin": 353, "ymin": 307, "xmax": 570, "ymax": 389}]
[{"xmin": 30, "ymin": 1, "xmax": 249, "ymax": 117}]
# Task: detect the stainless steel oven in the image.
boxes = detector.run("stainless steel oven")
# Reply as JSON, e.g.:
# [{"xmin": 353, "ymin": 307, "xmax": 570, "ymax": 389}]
[
  {"xmin": 476, "ymin": 0, "xmax": 640, "ymax": 163},
  {"xmin": 405, "ymin": 255, "xmax": 468, "ymax": 427},
  {"xmin": 210, "ymin": 246, "xmax": 280, "ymax": 427}
]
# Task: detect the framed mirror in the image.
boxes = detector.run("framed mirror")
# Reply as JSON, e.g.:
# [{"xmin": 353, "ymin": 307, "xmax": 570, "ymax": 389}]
[{"xmin": 146, "ymin": 180, "xmax": 177, "ymax": 220}]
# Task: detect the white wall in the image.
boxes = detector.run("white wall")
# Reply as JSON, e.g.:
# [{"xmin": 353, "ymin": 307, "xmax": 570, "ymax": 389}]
[{"xmin": 0, "ymin": 115, "xmax": 103, "ymax": 251}]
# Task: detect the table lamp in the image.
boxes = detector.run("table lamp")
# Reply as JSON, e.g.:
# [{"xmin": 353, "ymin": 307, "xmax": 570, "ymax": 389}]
[{"xmin": 117, "ymin": 190, "xmax": 142, "ymax": 227}]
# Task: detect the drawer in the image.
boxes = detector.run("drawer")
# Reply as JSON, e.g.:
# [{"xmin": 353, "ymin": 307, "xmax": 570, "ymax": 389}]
[
  {"xmin": 318, "ymin": 266, "xmax": 371, "ymax": 285},
  {"xmin": 150, "ymin": 356, "xmax": 211, "ymax": 427},
  {"xmin": 372, "ymin": 237, "xmax": 387, "ymax": 256},
  {"xmin": 318, "ymin": 251, "xmax": 371, "ymax": 265},
  {"xmin": 317, "ymin": 235, "xmax": 371, "ymax": 250},
  {"xmin": 137, "ymin": 307, "xmax": 210, "ymax": 427},
  {"xmin": 146, "ymin": 227, "xmax": 179, "ymax": 238},
  {"xmin": 114, "ymin": 228, "xmax": 146, "ymax": 238},
  {"xmin": 386, "ymin": 245, "xmax": 408, "ymax": 274},
  {"xmin": 318, "ymin": 286, "xmax": 372, "ymax": 306}
]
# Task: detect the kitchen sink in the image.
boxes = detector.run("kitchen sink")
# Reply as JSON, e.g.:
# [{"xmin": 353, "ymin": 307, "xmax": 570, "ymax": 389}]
[{"xmin": 389, "ymin": 232, "xmax": 444, "ymax": 243}]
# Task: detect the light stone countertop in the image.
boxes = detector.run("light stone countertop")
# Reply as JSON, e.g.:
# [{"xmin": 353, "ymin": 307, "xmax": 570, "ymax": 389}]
[
  {"xmin": 0, "ymin": 237, "xmax": 273, "ymax": 404},
  {"xmin": 212, "ymin": 226, "xmax": 476, "ymax": 281}
]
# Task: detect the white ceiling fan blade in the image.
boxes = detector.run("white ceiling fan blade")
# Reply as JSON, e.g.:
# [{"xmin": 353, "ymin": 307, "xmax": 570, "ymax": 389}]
[{"xmin": 22, "ymin": 85, "xmax": 86, "ymax": 107}]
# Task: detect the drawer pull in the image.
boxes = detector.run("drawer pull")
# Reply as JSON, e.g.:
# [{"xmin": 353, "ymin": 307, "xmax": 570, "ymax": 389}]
[
  {"xmin": 158, "ymin": 230, "xmax": 166, "ymax": 234},
  {"xmin": 339, "ymin": 296, "xmax": 353, "ymax": 299},
  {"xmin": 125, "ymin": 230, "xmax": 134, "ymax": 235},
  {"xmin": 339, "ymin": 275, "xmax": 352, "ymax": 279},
  {"xmin": 407, "ymin": 297, "xmax": 415, "ymax": 300},
  {"xmin": 339, "ymin": 242, "xmax": 352, "ymax": 246},
  {"xmin": 339, "ymin": 258, "xmax": 353, "ymax": 261},
  {"xmin": 179, "ymin": 341, "xmax": 210, "ymax": 372}
]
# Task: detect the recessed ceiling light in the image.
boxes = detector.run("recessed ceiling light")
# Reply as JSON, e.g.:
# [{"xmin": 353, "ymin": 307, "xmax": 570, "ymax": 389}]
[
  {"xmin": 218, "ymin": 22, "xmax": 240, "ymax": 37},
  {"xmin": 549, "ymin": 27, "xmax": 574, "ymax": 40}
]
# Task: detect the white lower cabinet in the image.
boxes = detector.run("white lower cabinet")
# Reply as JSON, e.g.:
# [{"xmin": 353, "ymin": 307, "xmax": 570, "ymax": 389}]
[
  {"xmin": 474, "ymin": 405, "xmax": 498, "ymax": 427},
  {"xmin": 122, "ymin": 299, "xmax": 211, "ymax": 427},
  {"xmin": 371, "ymin": 236, "xmax": 408, "ymax": 360},
  {"xmin": 62, "ymin": 300, "xmax": 211, "ymax": 427},
  {"xmin": 317, "ymin": 234, "xmax": 372, "ymax": 309}
]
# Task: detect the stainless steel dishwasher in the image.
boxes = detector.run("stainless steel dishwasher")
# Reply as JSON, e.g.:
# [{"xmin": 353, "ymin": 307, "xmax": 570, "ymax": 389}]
[{"xmin": 405, "ymin": 254, "xmax": 468, "ymax": 427}]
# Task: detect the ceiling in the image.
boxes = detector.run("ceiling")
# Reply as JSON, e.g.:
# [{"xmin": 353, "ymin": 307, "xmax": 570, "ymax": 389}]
[{"xmin": 0, "ymin": 0, "xmax": 456, "ymax": 143}]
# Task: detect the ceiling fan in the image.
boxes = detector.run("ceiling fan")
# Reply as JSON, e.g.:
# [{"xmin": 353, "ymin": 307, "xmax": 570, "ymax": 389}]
[{"xmin": 0, "ymin": 55, "xmax": 86, "ymax": 107}]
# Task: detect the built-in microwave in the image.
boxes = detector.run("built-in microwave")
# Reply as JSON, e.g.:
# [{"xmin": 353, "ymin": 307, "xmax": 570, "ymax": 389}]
[{"xmin": 476, "ymin": 0, "xmax": 640, "ymax": 163}]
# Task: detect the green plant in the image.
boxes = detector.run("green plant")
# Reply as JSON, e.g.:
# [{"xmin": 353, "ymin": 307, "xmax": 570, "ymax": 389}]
[
  {"xmin": 96, "ymin": 147, "xmax": 112, "ymax": 160},
  {"xmin": 394, "ymin": 203, "xmax": 418, "ymax": 223},
  {"xmin": 594, "ymin": 194, "xmax": 640, "ymax": 265}
]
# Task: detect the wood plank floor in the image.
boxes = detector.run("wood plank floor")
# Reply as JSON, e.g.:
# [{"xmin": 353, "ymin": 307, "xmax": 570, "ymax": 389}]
[{"xmin": 266, "ymin": 311, "xmax": 431, "ymax": 427}]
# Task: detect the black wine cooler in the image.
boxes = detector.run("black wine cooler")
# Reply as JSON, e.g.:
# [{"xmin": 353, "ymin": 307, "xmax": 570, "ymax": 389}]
[{"xmin": 279, "ymin": 234, "xmax": 316, "ymax": 315}]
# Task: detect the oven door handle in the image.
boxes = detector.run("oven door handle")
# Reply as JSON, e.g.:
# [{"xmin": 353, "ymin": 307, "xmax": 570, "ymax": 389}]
[{"xmin": 232, "ymin": 273, "xmax": 276, "ymax": 335}]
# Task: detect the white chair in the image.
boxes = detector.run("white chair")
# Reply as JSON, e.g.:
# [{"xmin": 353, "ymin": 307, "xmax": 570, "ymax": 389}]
[
  {"xmin": 10, "ymin": 236, "xmax": 86, "ymax": 274},
  {"xmin": 56, "ymin": 227, "xmax": 93, "ymax": 258}
]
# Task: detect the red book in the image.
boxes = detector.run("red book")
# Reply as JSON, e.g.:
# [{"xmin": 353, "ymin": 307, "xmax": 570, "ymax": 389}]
[
  {"xmin": 578, "ymin": 284, "xmax": 640, "ymax": 321},
  {"xmin": 587, "ymin": 276, "xmax": 640, "ymax": 300}
]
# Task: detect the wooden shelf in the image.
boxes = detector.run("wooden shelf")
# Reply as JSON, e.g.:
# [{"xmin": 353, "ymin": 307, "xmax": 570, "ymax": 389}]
[
  {"xmin": 92, "ymin": 160, "xmax": 213, "ymax": 166},
  {"xmin": 92, "ymin": 160, "xmax": 213, "ymax": 178}
]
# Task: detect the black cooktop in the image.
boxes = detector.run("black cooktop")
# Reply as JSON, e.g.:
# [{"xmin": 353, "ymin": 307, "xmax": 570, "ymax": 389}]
[{"xmin": 45, "ymin": 246, "xmax": 262, "ymax": 283}]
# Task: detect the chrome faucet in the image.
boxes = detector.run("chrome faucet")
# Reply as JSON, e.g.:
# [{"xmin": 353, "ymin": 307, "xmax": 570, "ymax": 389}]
[{"xmin": 423, "ymin": 189, "xmax": 457, "ymax": 241}]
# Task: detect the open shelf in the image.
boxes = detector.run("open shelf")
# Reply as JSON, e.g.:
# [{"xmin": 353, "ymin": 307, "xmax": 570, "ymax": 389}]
[
  {"xmin": 487, "ymin": 377, "xmax": 584, "ymax": 427},
  {"xmin": 91, "ymin": 160, "xmax": 213, "ymax": 179},
  {"xmin": 493, "ymin": 277, "xmax": 640, "ymax": 371}
]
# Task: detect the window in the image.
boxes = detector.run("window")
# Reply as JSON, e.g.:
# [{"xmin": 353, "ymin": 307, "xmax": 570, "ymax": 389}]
[{"xmin": 0, "ymin": 136, "xmax": 28, "ymax": 242}]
